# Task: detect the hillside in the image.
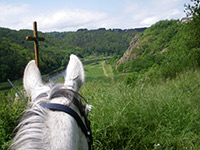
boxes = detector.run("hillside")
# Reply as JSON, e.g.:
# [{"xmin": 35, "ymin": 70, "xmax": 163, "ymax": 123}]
[
  {"xmin": 48, "ymin": 28, "xmax": 146, "ymax": 56},
  {"xmin": 115, "ymin": 18, "xmax": 200, "ymax": 83},
  {"xmin": 0, "ymin": 27, "xmax": 145, "ymax": 82},
  {"xmin": 116, "ymin": 19, "xmax": 180, "ymax": 69}
]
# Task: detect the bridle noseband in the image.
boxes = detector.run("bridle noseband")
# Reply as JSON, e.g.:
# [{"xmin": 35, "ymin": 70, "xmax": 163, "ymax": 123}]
[{"xmin": 39, "ymin": 89, "xmax": 93, "ymax": 150}]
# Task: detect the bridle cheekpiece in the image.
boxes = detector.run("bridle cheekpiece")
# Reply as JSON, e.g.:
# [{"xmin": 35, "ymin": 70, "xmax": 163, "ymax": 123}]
[{"xmin": 39, "ymin": 88, "xmax": 93, "ymax": 150}]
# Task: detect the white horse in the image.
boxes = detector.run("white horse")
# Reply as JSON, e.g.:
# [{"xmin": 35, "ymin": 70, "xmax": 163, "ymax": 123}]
[{"xmin": 10, "ymin": 54, "xmax": 93, "ymax": 150}]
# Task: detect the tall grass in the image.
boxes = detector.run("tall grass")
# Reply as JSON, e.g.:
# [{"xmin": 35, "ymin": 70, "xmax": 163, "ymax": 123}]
[
  {"xmin": 81, "ymin": 69, "xmax": 200, "ymax": 149},
  {"xmin": 0, "ymin": 86, "xmax": 26, "ymax": 149},
  {"xmin": 1, "ymin": 61, "xmax": 200, "ymax": 149}
]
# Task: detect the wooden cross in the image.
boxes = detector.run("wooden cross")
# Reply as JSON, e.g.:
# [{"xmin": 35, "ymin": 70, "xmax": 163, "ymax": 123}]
[{"xmin": 26, "ymin": 21, "xmax": 45, "ymax": 69}]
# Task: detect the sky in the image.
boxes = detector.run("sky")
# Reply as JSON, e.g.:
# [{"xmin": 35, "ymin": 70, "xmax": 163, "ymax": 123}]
[{"xmin": 0, "ymin": 0, "xmax": 190, "ymax": 32}]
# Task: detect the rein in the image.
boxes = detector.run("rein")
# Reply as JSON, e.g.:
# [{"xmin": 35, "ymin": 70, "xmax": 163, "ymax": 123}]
[{"xmin": 39, "ymin": 89, "xmax": 93, "ymax": 150}]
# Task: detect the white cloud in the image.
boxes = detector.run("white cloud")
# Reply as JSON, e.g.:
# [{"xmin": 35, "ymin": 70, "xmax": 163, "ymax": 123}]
[
  {"xmin": 122, "ymin": 0, "xmax": 187, "ymax": 28},
  {"xmin": 165, "ymin": 9, "xmax": 182, "ymax": 19},
  {"xmin": 0, "ymin": 2, "xmax": 108, "ymax": 32},
  {"xmin": 0, "ymin": 0, "xmax": 188, "ymax": 31},
  {"xmin": 0, "ymin": 2, "xmax": 30, "ymax": 29},
  {"xmin": 35, "ymin": 9, "xmax": 107, "ymax": 31},
  {"xmin": 140, "ymin": 16, "xmax": 159, "ymax": 26},
  {"xmin": 0, "ymin": 3, "xmax": 28, "ymax": 17}
]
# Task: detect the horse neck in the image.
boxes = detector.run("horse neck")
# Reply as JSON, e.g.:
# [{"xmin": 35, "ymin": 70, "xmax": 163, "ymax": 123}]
[{"xmin": 43, "ymin": 97, "xmax": 88, "ymax": 150}]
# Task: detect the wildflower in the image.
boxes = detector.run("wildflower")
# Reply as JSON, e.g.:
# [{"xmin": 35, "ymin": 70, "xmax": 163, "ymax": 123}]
[{"xmin": 154, "ymin": 143, "xmax": 160, "ymax": 147}]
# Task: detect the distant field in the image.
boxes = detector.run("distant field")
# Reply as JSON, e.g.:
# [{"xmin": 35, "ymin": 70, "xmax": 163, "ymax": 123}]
[
  {"xmin": 84, "ymin": 60, "xmax": 110, "ymax": 82},
  {"xmin": 85, "ymin": 62, "xmax": 104, "ymax": 77}
]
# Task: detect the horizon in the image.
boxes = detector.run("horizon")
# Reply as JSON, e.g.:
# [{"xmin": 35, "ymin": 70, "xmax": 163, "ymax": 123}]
[
  {"xmin": 0, "ymin": 0, "xmax": 190, "ymax": 32},
  {"xmin": 0, "ymin": 25, "xmax": 149, "ymax": 33}
]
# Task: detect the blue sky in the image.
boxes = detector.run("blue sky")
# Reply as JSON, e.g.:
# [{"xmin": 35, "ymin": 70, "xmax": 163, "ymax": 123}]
[{"xmin": 0, "ymin": 0, "xmax": 190, "ymax": 32}]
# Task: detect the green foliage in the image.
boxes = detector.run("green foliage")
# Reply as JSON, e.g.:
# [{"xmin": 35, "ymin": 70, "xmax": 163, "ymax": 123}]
[
  {"xmin": 117, "ymin": 54, "xmax": 155, "ymax": 73},
  {"xmin": 141, "ymin": 20, "xmax": 179, "ymax": 54},
  {"xmin": 49, "ymin": 28, "xmax": 146, "ymax": 56},
  {"xmin": 185, "ymin": 0, "xmax": 200, "ymax": 47},
  {"xmin": 0, "ymin": 87, "xmax": 26, "ymax": 150},
  {"xmin": 156, "ymin": 22, "xmax": 200, "ymax": 80},
  {"xmin": 117, "ymin": 18, "xmax": 200, "ymax": 85},
  {"xmin": 0, "ymin": 37, "xmax": 33, "ymax": 81},
  {"xmin": 124, "ymin": 72, "xmax": 138, "ymax": 85}
]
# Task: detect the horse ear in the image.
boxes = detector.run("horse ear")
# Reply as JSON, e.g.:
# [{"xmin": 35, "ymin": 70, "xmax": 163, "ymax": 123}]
[
  {"xmin": 64, "ymin": 54, "xmax": 85, "ymax": 91},
  {"xmin": 23, "ymin": 60, "xmax": 44, "ymax": 98}
]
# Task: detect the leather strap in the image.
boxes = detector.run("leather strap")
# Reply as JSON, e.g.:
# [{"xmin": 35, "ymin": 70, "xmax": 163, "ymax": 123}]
[{"xmin": 41, "ymin": 103, "xmax": 93, "ymax": 150}]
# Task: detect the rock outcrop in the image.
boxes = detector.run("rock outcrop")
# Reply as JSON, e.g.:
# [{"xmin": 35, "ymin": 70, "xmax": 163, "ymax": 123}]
[{"xmin": 115, "ymin": 34, "xmax": 141, "ymax": 69}]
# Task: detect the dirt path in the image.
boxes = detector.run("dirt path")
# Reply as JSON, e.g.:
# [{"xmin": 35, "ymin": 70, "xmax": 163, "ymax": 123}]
[
  {"xmin": 102, "ymin": 61, "xmax": 114, "ymax": 82},
  {"xmin": 102, "ymin": 61, "xmax": 108, "ymax": 77}
]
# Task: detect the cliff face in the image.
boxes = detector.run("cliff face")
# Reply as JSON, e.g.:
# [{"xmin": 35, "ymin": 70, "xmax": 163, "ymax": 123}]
[{"xmin": 115, "ymin": 34, "xmax": 141, "ymax": 68}]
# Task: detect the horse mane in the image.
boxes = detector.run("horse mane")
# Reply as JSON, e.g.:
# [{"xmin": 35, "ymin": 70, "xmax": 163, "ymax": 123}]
[
  {"xmin": 10, "ymin": 99, "xmax": 48, "ymax": 149},
  {"xmin": 9, "ymin": 83, "xmax": 76, "ymax": 150}
]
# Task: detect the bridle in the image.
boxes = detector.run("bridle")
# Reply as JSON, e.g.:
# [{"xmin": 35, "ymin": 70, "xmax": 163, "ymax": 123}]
[{"xmin": 38, "ymin": 88, "xmax": 93, "ymax": 150}]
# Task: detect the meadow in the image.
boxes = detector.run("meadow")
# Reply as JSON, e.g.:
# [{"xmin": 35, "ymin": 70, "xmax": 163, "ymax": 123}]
[{"xmin": 1, "ymin": 61, "xmax": 200, "ymax": 149}]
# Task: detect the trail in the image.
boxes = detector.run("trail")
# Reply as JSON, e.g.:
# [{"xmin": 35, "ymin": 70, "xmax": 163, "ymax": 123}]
[
  {"xmin": 102, "ymin": 61, "xmax": 108, "ymax": 77},
  {"xmin": 102, "ymin": 61, "xmax": 114, "ymax": 82}
]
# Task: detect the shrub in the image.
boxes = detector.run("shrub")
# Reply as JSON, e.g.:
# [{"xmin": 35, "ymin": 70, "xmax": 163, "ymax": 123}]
[{"xmin": 124, "ymin": 72, "xmax": 138, "ymax": 85}]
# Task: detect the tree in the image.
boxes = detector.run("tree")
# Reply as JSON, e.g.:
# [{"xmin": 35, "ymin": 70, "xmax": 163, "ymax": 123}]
[{"xmin": 184, "ymin": 0, "xmax": 200, "ymax": 47}]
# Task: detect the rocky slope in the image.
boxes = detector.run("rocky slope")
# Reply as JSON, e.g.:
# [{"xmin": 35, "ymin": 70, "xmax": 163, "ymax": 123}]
[
  {"xmin": 115, "ymin": 19, "xmax": 180, "ymax": 69},
  {"xmin": 115, "ymin": 34, "xmax": 142, "ymax": 68}
]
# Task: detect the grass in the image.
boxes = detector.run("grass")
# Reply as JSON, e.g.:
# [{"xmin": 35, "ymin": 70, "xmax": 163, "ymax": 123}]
[
  {"xmin": 85, "ymin": 62, "xmax": 104, "ymax": 77},
  {"xmin": 0, "ymin": 85, "xmax": 26, "ymax": 149},
  {"xmin": 84, "ymin": 61, "xmax": 112, "ymax": 83},
  {"xmin": 81, "ymin": 55, "xmax": 111, "ymax": 63},
  {"xmin": 1, "ymin": 59, "xmax": 200, "ymax": 149},
  {"xmin": 81, "ymin": 68, "xmax": 200, "ymax": 150},
  {"xmin": 103, "ymin": 62, "xmax": 113, "ymax": 76}
]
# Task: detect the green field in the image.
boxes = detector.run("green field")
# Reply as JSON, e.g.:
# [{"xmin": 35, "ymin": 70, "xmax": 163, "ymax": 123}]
[
  {"xmin": 84, "ymin": 60, "xmax": 113, "ymax": 82},
  {"xmin": 1, "ymin": 60, "xmax": 200, "ymax": 149}
]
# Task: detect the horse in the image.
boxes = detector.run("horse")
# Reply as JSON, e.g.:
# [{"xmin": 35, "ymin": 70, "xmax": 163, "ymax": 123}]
[{"xmin": 10, "ymin": 54, "xmax": 93, "ymax": 150}]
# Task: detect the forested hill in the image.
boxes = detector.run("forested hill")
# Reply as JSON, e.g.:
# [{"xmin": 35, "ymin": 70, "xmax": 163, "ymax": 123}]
[
  {"xmin": 115, "ymin": 18, "xmax": 200, "ymax": 85},
  {"xmin": 0, "ymin": 27, "xmax": 145, "ymax": 82},
  {"xmin": 48, "ymin": 28, "xmax": 146, "ymax": 56}
]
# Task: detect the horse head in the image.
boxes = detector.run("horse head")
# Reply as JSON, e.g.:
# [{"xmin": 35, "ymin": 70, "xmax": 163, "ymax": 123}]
[{"xmin": 10, "ymin": 54, "xmax": 93, "ymax": 150}]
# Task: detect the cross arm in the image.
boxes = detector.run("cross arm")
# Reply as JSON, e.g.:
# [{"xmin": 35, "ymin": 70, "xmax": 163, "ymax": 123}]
[{"xmin": 26, "ymin": 36, "xmax": 45, "ymax": 41}]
